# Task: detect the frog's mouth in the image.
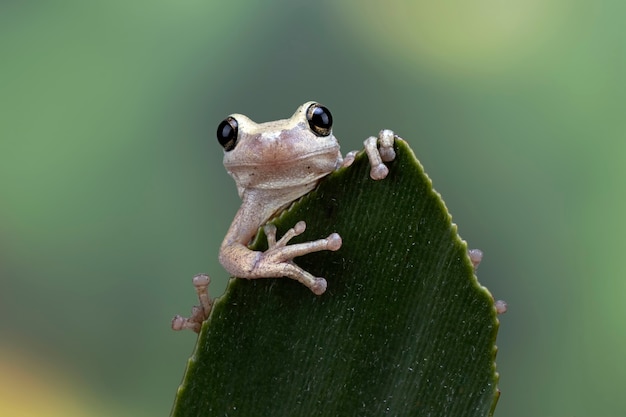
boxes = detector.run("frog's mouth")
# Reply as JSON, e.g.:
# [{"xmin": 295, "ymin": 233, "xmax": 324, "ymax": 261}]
[{"xmin": 230, "ymin": 139, "xmax": 341, "ymax": 166}]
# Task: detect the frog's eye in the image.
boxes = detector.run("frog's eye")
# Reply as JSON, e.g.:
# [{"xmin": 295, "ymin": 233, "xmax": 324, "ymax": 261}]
[
  {"xmin": 217, "ymin": 117, "xmax": 238, "ymax": 152},
  {"xmin": 306, "ymin": 103, "xmax": 333, "ymax": 137}
]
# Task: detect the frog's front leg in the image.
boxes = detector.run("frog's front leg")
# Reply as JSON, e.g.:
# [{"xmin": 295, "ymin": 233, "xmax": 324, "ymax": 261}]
[
  {"xmin": 342, "ymin": 129, "xmax": 398, "ymax": 180},
  {"xmin": 219, "ymin": 218, "xmax": 342, "ymax": 295}
]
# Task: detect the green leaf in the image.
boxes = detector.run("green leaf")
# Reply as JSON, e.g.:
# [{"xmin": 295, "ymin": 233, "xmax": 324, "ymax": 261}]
[{"xmin": 171, "ymin": 139, "xmax": 501, "ymax": 417}]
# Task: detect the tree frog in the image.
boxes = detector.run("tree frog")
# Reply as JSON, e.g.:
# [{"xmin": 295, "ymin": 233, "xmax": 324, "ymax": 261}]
[{"xmin": 172, "ymin": 101, "xmax": 397, "ymax": 332}]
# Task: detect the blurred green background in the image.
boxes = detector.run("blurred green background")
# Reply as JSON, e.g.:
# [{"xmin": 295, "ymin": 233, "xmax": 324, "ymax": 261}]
[{"xmin": 1, "ymin": 0, "xmax": 624, "ymax": 416}]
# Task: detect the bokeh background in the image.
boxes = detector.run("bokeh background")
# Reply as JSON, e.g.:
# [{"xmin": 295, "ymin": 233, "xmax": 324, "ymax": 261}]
[{"xmin": 1, "ymin": 1, "xmax": 624, "ymax": 416}]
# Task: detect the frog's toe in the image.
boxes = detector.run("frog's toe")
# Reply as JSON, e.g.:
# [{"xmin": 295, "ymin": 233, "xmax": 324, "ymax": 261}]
[
  {"xmin": 311, "ymin": 277, "xmax": 328, "ymax": 295},
  {"xmin": 341, "ymin": 150, "xmax": 358, "ymax": 168},
  {"xmin": 468, "ymin": 249, "xmax": 483, "ymax": 270},
  {"xmin": 269, "ymin": 221, "xmax": 307, "ymax": 249},
  {"xmin": 495, "ymin": 300, "xmax": 508, "ymax": 314},
  {"xmin": 378, "ymin": 129, "xmax": 397, "ymax": 162},
  {"xmin": 370, "ymin": 164, "xmax": 389, "ymax": 180},
  {"xmin": 171, "ymin": 315, "xmax": 187, "ymax": 331},
  {"xmin": 380, "ymin": 149, "xmax": 396, "ymax": 163},
  {"xmin": 326, "ymin": 233, "xmax": 342, "ymax": 251}
]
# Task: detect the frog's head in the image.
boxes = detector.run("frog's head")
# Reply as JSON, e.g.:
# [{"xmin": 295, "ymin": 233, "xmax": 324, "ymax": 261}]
[{"xmin": 217, "ymin": 101, "xmax": 343, "ymax": 195}]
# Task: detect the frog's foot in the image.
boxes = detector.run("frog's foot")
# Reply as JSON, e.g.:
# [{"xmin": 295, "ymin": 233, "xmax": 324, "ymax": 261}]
[
  {"xmin": 468, "ymin": 248, "xmax": 483, "ymax": 270},
  {"xmin": 262, "ymin": 221, "xmax": 342, "ymax": 295},
  {"xmin": 171, "ymin": 274, "xmax": 213, "ymax": 333},
  {"xmin": 364, "ymin": 129, "xmax": 397, "ymax": 180}
]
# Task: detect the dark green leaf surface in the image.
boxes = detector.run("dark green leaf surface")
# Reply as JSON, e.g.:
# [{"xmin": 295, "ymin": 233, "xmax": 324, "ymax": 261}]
[{"xmin": 171, "ymin": 139, "xmax": 501, "ymax": 417}]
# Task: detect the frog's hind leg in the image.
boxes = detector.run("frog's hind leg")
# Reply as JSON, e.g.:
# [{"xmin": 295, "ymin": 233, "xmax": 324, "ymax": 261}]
[{"xmin": 171, "ymin": 274, "xmax": 213, "ymax": 333}]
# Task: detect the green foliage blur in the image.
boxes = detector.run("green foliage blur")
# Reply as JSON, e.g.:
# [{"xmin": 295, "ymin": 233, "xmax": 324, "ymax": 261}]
[{"xmin": 1, "ymin": 1, "xmax": 624, "ymax": 416}]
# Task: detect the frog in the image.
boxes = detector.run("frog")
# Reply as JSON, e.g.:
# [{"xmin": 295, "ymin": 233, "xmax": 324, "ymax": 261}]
[{"xmin": 172, "ymin": 101, "xmax": 398, "ymax": 332}]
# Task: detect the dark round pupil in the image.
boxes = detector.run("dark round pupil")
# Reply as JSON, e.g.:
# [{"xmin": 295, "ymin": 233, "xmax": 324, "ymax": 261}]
[
  {"xmin": 311, "ymin": 106, "xmax": 331, "ymax": 129},
  {"xmin": 307, "ymin": 104, "xmax": 333, "ymax": 136},
  {"xmin": 217, "ymin": 117, "xmax": 238, "ymax": 151}
]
